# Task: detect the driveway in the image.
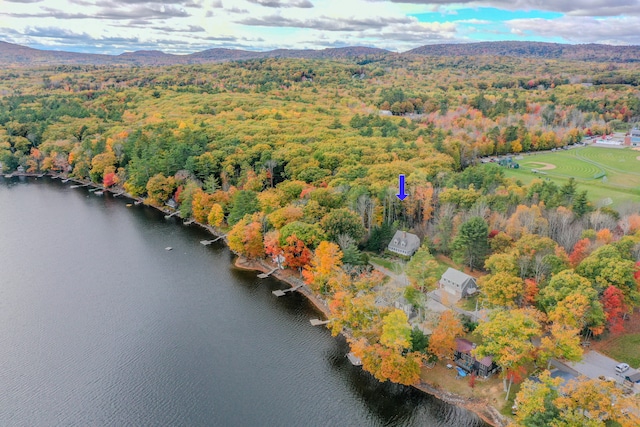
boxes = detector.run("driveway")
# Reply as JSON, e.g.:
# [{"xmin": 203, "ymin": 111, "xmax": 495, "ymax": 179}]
[{"xmin": 555, "ymin": 351, "xmax": 638, "ymax": 387}]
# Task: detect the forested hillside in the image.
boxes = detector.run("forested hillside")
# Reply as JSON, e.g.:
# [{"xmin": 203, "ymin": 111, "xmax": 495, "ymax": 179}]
[{"xmin": 1, "ymin": 54, "xmax": 640, "ymax": 426}]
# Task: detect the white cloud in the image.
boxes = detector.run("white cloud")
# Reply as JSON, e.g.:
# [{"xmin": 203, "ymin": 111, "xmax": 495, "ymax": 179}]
[{"xmin": 506, "ymin": 16, "xmax": 640, "ymax": 44}]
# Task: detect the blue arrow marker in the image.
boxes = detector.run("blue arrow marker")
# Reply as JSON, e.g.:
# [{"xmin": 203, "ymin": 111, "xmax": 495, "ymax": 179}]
[{"xmin": 396, "ymin": 174, "xmax": 408, "ymax": 200}]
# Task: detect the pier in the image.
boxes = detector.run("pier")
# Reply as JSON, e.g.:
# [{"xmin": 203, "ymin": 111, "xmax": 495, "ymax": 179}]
[
  {"xmin": 347, "ymin": 352, "xmax": 363, "ymax": 366},
  {"xmin": 113, "ymin": 191, "xmax": 125, "ymax": 197},
  {"xmin": 164, "ymin": 211, "xmax": 180, "ymax": 219},
  {"xmin": 257, "ymin": 267, "xmax": 279, "ymax": 279},
  {"xmin": 200, "ymin": 235, "xmax": 225, "ymax": 245},
  {"xmin": 183, "ymin": 219, "xmax": 195, "ymax": 225},
  {"xmin": 272, "ymin": 284, "xmax": 303, "ymax": 297},
  {"xmin": 200, "ymin": 234, "xmax": 227, "ymax": 246},
  {"xmin": 309, "ymin": 319, "xmax": 330, "ymax": 326},
  {"xmin": 69, "ymin": 183, "xmax": 90, "ymax": 189}
]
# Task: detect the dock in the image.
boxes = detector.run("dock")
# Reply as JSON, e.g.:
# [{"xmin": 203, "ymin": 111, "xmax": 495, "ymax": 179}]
[
  {"xmin": 94, "ymin": 190, "xmax": 104, "ymax": 196},
  {"xmin": 61, "ymin": 179, "xmax": 70, "ymax": 183},
  {"xmin": 310, "ymin": 319, "xmax": 330, "ymax": 326},
  {"xmin": 183, "ymin": 219, "xmax": 195, "ymax": 225},
  {"xmin": 272, "ymin": 284, "xmax": 303, "ymax": 297},
  {"xmin": 164, "ymin": 211, "xmax": 180, "ymax": 219},
  {"xmin": 113, "ymin": 191, "xmax": 125, "ymax": 197},
  {"xmin": 347, "ymin": 352, "xmax": 362, "ymax": 366},
  {"xmin": 134, "ymin": 200, "xmax": 143, "ymax": 205},
  {"xmin": 3, "ymin": 174, "xmax": 13, "ymax": 178},
  {"xmin": 257, "ymin": 267, "xmax": 279, "ymax": 279},
  {"xmin": 200, "ymin": 235, "xmax": 225, "ymax": 245},
  {"xmin": 69, "ymin": 183, "xmax": 90, "ymax": 189}
]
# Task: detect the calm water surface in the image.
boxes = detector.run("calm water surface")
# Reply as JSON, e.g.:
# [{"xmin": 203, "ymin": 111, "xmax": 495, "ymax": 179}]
[{"xmin": 0, "ymin": 177, "xmax": 487, "ymax": 427}]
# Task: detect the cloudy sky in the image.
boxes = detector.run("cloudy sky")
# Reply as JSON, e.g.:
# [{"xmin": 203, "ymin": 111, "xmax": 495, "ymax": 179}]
[{"xmin": 1, "ymin": 0, "xmax": 639, "ymax": 54}]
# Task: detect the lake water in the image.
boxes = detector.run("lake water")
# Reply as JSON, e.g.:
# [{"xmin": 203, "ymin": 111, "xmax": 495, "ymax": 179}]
[{"xmin": 0, "ymin": 177, "xmax": 486, "ymax": 426}]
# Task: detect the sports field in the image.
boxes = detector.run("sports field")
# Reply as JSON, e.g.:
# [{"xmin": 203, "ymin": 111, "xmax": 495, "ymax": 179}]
[{"xmin": 504, "ymin": 146, "xmax": 640, "ymax": 207}]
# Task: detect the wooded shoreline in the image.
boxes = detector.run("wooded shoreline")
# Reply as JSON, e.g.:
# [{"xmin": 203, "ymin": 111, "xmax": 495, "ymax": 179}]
[{"xmin": 3, "ymin": 172, "xmax": 507, "ymax": 427}]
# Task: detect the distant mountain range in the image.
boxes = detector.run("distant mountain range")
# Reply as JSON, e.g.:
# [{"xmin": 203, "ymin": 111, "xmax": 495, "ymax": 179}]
[{"xmin": 1, "ymin": 40, "xmax": 639, "ymax": 66}]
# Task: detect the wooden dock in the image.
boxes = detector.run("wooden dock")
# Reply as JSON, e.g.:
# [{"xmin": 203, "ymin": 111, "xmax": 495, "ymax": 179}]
[
  {"xmin": 272, "ymin": 284, "xmax": 303, "ymax": 297},
  {"xmin": 70, "ymin": 183, "xmax": 90, "ymax": 189},
  {"xmin": 257, "ymin": 267, "xmax": 279, "ymax": 279},
  {"xmin": 164, "ymin": 211, "xmax": 180, "ymax": 219},
  {"xmin": 183, "ymin": 219, "xmax": 195, "ymax": 225},
  {"xmin": 113, "ymin": 191, "xmax": 125, "ymax": 197},
  {"xmin": 347, "ymin": 352, "xmax": 363, "ymax": 366},
  {"xmin": 200, "ymin": 235, "xmax": 225, "ymax": 245},
  {"xmin": 310, "ymin": 319, "xmax": 330, "ymax": 326}
]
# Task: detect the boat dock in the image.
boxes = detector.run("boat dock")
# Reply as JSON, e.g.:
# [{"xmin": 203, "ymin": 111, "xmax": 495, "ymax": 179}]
[
  {"xmin": 183, "ymin": 219, "xmax": 195, "ymax": 225},
  {"xmin": 347, "ymin": 352, "xmax": 363, "ymax": 366},
  {"xmin": 310, "ymin": 319, "xmax": 330, "ymax": 326},
  {"xmin": 257, "ymin": 267, "xmax": 279, "ymax": 279},
  {"xmin": 272, "ymin": 284, "xmax": 303, "ymax": 297},
  {"xmin": 200, "ymin": 235, "xmax": 225, "ymax": 245},
  {"xmin": 70, "ymin": 183, "xmax": 90, "ymax": 189},
  {"xmin": 164, "ymin": 211, "xmax": 180, "ymax": 219}
]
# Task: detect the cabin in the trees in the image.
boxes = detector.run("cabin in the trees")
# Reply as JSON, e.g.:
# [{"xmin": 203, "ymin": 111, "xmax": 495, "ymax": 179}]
[
  {"xmin": 387, "ymin": 231, "xmax": 420, "ymax": 257},
  {"xmin": 454, "ymin": 338, "xmax": 499, "ymax": 378},
  {"xmin": 439, "ymin": 268, "xmax": 478, "ymax": 299}
]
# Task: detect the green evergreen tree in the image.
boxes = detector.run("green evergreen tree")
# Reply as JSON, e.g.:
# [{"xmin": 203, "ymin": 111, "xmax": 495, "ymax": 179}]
[{"xmin": 452, "ymin": 217, "xmax": 489, "ymax": 270}]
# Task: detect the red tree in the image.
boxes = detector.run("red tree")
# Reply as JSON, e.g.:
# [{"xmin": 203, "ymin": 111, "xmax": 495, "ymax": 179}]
[
  {"xmin": 282, "ymin": 235, "xmax": 312, "ymax": 272},
  {"xmin": 569, "ymin": 238, "xmax": 591, "ymax": 268},
  {"xmin": 103, "ymin": 172, "xmax": 118, "ymax": 188},
  {"xmin": 602, "ymin": 285, "xmax": 627, "ymax": 335}
]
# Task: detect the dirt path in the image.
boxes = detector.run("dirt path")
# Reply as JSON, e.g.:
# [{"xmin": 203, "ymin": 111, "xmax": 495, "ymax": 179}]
[{"xmin": 526, "ymin": 161, "xmax": 557, "ymax": 170}]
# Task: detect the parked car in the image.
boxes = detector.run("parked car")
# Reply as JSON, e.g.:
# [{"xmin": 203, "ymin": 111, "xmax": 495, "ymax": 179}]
[{"xmin": 615, "ymin": 363, "xmax": 630, "ymax": 373}]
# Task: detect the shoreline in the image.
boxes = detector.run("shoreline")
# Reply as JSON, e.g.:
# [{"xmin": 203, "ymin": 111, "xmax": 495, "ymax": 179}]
[
  {"xmin": 3, "ymin": 172, "xmax": 507, "ymax": 427},
  {"xmin": 232, "ymin": 256, "xmax": 507, "ymax": 427}
]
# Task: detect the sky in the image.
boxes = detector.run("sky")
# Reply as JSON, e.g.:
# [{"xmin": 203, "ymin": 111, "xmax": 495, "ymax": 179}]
[{"xmin": 1, "ymin": 0, "xmax": 639, "ymax": 54}]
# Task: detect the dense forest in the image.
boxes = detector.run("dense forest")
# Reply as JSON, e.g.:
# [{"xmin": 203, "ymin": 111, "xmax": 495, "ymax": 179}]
[{"xmin": 1, "ymin": 53, "xmax": 640, "ymax": 426}]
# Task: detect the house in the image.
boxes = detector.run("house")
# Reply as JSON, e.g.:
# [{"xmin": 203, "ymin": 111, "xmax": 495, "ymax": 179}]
[
  {"xmin": 454, "ymin": 338, "xmax": 499, "ymax": 378},
  {"xmin": 387, "ymin": 231, "xmax": 420, "ymax": 257},
  {"xmin": 624, "ymin": 372, "xmax": 640, "ymax": 384},
  {"xmin": 439, "ymin": 268, "xmax": 478, "ymax": 299},
  {"xmin": 631, "ymin": 128, "xmax": 640, "ymax": 146}
]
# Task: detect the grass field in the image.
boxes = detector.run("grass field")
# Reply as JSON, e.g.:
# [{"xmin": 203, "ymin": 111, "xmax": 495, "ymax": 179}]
[
  {"xmin": 504, "ymin": 146, "xmax": 640, "ymax": 207},
  {"xmin": 598, "ymin": 333, "xmax": 640, "ymax": 369}
]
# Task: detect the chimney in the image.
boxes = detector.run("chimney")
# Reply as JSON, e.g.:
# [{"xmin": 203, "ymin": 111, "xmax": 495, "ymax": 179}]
[{"xmin": 403, "ymin": 231, "xmax": 407, "ymax": 238}]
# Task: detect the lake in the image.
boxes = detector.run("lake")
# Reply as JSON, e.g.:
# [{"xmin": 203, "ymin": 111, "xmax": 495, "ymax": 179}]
[{"xmin": 0, "ymin": 177, "xmax": 486, "ymax": 426}]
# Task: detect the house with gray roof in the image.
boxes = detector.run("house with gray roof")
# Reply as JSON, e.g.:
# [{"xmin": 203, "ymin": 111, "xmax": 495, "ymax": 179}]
[
  {"xmin": 387, "ymin": 231, "xmax": 420, "ymax": 257},
  {"xmin": 439, "ymin": 267, "xmax": 477, "ymax": 299}
]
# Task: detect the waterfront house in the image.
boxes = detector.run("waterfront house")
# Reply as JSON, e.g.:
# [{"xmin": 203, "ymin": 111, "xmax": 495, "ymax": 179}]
[
  {"xmin": 439, "ymin": 268, "xmax": 477, "ymax": 299},
  {"xmin": 387, "ymin": 231, "xmax": 420, "ymax": 257},
  {"xmin": 454, "ymin": 338, "xmax": 499, "ymax": 378}
]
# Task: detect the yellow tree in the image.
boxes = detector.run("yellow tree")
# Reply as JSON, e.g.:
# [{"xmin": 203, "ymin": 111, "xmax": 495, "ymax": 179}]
[
  {"xmin": 478, "ymin": 272, "xmax": 523, "ymax": 308},
  {"xmin": 473, "ymin": 308, "xmax": 542, "ymax": 400},
  {"xmin": 380, "ymin": 309, "xmax": 412, "ymax": 350},
  {"xmin": 227, "ymin": 219, "xmax": 265, "ymax": 260},
  {"xmin": 303, "ymin": 241, "xmax": 343, "ymax": 294},
  {"xmin": 207, "ymin": 203, "xmax": 225, "ymax": 227},
  {"xmin": 428, "ymin": 311, "xmax": 464, "ymax": 360}
]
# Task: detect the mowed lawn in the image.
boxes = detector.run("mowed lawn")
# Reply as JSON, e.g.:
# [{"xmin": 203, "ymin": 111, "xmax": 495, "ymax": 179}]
[
  {"xmin": 504, "ymin": 146, "xmax": 640, "ymax": 206},
  {"xmin": 598, "ymin": 333, "xmax": 640, "ymax": 369}
]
